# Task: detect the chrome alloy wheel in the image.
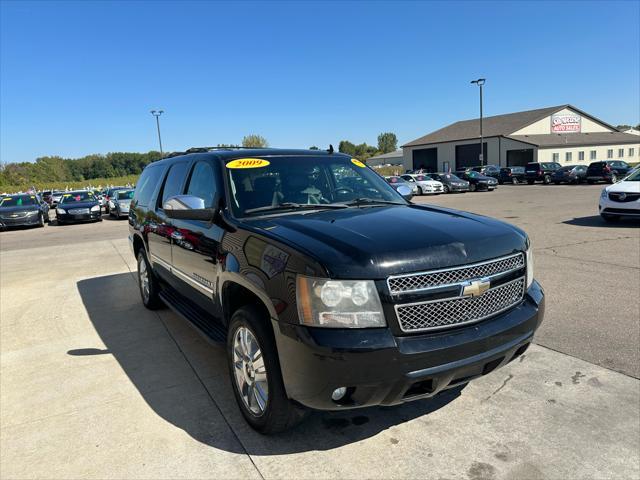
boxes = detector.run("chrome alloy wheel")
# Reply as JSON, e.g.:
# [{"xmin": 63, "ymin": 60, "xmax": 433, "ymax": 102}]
[
  {"xmin": 233, "ymin": 326, "xmax": 269, "ymax": 416},
  {"xmin": 138, "ymin": 255, "xmax": 150, "ymax": 303}
]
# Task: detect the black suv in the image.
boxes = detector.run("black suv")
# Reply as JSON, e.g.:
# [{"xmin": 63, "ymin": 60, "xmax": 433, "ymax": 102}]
[
  {"xmin": 129, "ymin": 148, "xmax": 544, "ymax": 433},
  {"xmin": 524, "ymin": 162, "xmax": 561, "ymax": 184},
  {"xmin": 497, "ymin": 167, "xmax": 525, "ymax": 185},
  {"xmin": 471, "ymin": 164, "xmax": 500, "ymax": 180},
  {"xmin": 586, "ymin": 161, "xmax": 632, "ymax": 184}
]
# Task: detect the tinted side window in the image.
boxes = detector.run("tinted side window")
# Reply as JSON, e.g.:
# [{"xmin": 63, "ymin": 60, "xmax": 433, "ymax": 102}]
[
  {"xmin": 185, "ymin": 161, "xmax": 217, "ymax": 208},
  {"xmin": 134, "ymin": 165, "xmax": 164, "ymax": 207},
  {"xmin": 160, "ymin": 162, "xmax": 190, "ymax": 207}
]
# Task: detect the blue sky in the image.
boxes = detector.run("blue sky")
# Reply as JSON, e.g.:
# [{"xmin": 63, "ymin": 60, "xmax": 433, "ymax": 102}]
[{"xmin": 1, "ymin": 0, "xmax": 639, "ymax": 163}]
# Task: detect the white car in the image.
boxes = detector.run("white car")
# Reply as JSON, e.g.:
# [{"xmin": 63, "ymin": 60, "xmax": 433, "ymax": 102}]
[
  {"xmin": 401, "ymin": 174, "xmax": 444, "ymax": 195},
  {"xmin": 599, "ymin": 168, "xmax": 640, "ymax": 222}
]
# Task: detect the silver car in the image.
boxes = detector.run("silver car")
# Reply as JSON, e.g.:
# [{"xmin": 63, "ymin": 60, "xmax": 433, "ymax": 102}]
[
  {"xmin": 401, "ymin": 174, "xmax": 444, "ymax": 195},
  {"xmin": 111, "ymin": 189, "xmax": 134, "ymax": 218}
]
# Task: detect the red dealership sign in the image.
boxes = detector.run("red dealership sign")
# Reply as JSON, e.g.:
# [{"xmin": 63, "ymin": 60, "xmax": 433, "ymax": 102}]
[{"xmin": 551, "ymin": 114, "xmax": 581, "ymax": 133}]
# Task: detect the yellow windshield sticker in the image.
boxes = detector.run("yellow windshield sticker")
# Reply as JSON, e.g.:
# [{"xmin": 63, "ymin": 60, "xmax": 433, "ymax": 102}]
[
  {"xmin": 351, "ymin": 158, "xmax": 366, "ymax": 168},
  {"xmin": 226, "ymin": 158, "xmax": 270, "ymax": 169}
]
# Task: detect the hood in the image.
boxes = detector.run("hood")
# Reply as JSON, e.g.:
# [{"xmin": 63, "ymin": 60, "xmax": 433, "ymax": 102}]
[
  {"xmin": 243, "ymin": 204, "xmax": 528, "ymax": 279},
  {"xmin": 58, "ymin": 200, "xmax": 98, "ymax": 209},
  {"xmin": 606, "ymin": 180, "xmax": 640, "ymax": 193}
]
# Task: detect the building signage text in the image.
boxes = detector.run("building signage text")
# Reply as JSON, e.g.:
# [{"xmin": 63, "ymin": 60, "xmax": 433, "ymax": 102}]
[{"xmin": 551, "ymin": 114, "xmax": 581, "ymax": 133}]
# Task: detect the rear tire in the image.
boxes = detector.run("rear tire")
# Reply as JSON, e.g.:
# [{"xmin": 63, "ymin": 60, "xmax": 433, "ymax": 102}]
[
  {"xmin": 38, "ymin": 213, "xmax": 45, "ymax": 228},
  {"xmin": 610, "ymin": 174, "xmax": 618, "ymax": 184},
  {"xmin": 512, "ymin": 177, "xmax": 519, "ymax": 185},
  {"xmin": 443, "ymin": 185, "xmax": 450, "ymax": 193},
  {"xmin": 227, "ymin": 306, "xmax": 307, "ymax": 434},
  {"xmin": 543, "ymin": 175, "xmax": 551, "ymax": 185},
  {"xmin": 137, "ymin": 250, "xmax": 162, "ymax": 310},
  {"xmin": 470, "ymin": 183, "xmax": 476, "ymax": 192}
]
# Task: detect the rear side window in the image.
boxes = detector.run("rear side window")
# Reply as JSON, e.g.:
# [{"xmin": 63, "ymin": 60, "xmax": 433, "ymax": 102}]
[
  {"xmin": 134, "ymin": 165, "xmax": 164, "ymax": 207},
  {"xmin": 526, "ymin": 163, "xmax": 540, "ymax": 170},
  {"xmin": 160, "ymin": 162, "xmax": 190, "ymax": 207},
  {"xmin": 185, "ymin": 161, "xmax": 217, "ymax": 208}
]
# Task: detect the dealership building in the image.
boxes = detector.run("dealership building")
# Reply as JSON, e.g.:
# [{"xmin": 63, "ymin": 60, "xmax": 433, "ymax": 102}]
[{"xmin": 401, "ymin": 105, "xmax": 640, "ymax": 172}]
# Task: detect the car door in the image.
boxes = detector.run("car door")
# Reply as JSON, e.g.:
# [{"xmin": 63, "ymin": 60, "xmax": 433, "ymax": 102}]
[
  {"xmin": 170, "ymin": 159, "xmax": 225, "ymax": 312},
  {"xmin": 147, "ymin": 160, "xmax": 190, "ymax": 280}
]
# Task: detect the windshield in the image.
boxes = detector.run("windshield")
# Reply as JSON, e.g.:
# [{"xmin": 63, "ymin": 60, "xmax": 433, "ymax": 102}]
[
  {"xmin": 466, "ymin": 171, "xmax": 481, "ymax": 178},
  {"xmin": 625, "ymin": 169, "xmax": 640, "ymax": 181},
  {"xmin": 226, "ymin": 156, "xmax": 405, "ymax": 217},
  {"xmin": 610, "ymin": 161, "xmax": 629, "ymax": 168},
  {"xmin": 0, "ymin": 195, "xmax": 38, "ymax": 207},
  {"xmin": 116, "ymin": 190, "xmax": 135, "ymax": 200},
  {"xmin": 59, "ymin": 191, "xmax": 95, "ymax": 203},
  {"xmin": 387, "ymin": 176, "xmax": 407, "ymax": 184}
]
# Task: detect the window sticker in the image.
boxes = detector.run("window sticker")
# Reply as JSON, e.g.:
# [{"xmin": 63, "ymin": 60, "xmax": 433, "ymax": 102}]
[
  {"xmin": 351, "ymin": 159, "xmax": 366, "ymax": 168},
  {"xmin": 226, "ymin": 158, "xmax": 271, "ymax": 169}
]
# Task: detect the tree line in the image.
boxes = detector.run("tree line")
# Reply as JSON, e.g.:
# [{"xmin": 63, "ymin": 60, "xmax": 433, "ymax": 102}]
[
  {"xmin": 0, "ymin": 131, "xmax": 397, "ymax": 190},
  {"xmin": 0, "ymin": 151, "xmax": 162, "ymax": 190}
]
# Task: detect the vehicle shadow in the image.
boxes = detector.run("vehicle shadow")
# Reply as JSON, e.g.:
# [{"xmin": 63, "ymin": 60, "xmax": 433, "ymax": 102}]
[
  {"xmin": 563, "ymin": 215, "xmax": 640, "ymax": 228},
  {"xmin": 75, "ymin": 273, "xmax": 463, "ymax": 454}
]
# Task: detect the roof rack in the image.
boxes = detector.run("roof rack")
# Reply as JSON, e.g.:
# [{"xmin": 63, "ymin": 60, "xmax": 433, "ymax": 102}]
[{"xmin": 185, "ymin": 146, "xmax": 272, "ymax": 153}]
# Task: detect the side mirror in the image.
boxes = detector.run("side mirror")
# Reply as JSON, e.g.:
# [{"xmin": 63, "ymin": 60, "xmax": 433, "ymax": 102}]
[
  {"xmin": 163, "ymin": 195, "xmax": 217, "ymax": 221},
  {"xmin": 396, "ymin": 185, "xmax": 413, "ymax": 201}
]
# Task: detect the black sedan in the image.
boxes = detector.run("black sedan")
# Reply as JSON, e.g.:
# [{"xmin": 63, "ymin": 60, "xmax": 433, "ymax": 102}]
[
  {"xmin": 455, "ymin": 170, "xmax": 498, "ymax": 191},
  {"xmin": 551, "ymin": 165, "xmax": 588, "ymax": 184},
  {"xmin": 428, "ymin": 173, "xmax": 470, "ymax": 193},
  {"xmin": 0, "ymin": 194, "xmax": 49, "ymax": 230},
  {"xmin": 56, "ymin": 191, "xmax": 102, "ymax": 224}
]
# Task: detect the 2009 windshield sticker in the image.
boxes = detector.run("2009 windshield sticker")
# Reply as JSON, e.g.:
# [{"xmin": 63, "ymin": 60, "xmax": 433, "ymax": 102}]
[
  {"xmin": 351, "ymin": 158, "xmax": 366, "ymax": 168},
  {"xmin": 226, "ymin": 158, "xmax": 271, "ymax": 169}
]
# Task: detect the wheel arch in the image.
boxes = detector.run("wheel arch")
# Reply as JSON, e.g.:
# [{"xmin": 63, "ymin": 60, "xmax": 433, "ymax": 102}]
[{"xmin": 221, "ymin": 278, "xmax": 277, "ymax": 328}]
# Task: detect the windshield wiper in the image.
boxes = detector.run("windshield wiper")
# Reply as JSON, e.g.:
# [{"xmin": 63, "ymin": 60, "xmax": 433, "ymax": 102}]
[
  {"xmin": 244, "ymin": 202, "xmax": 349, "ymax": 215},
  {"xmin": 343, "ymin": 198, "xmax": 404, "ymax": 207}
]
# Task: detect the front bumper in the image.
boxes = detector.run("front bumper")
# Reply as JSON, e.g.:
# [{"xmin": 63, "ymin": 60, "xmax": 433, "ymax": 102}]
[
  {"xmin": 599, "ymin": 197, "xmax": 640, "ymax": 217},
  {"xmin": 274, "ymin": 280, "xmax": 544, "ymax": 410},
  {"xmin": 449, "ymin": 184, "xmax": 469, "ymax": 192},
  {"xmin": 57, "ymin": 211, "xmax": 102, "ymax": 223},
  {"xmin": 0, "ymin": 214, "xmax": 41, "ymax": 227}
]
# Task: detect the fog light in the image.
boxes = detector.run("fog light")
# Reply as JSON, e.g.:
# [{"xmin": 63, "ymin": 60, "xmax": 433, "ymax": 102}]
[{"xmin": 331, "ymin": 387, "xmax": 347, "ymax": 401}]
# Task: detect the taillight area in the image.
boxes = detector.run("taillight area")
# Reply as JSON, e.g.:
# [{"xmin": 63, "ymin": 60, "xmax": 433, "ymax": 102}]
[{"xmin": 538, "ymin": 170, "xmax": 542, "ymax": 176}]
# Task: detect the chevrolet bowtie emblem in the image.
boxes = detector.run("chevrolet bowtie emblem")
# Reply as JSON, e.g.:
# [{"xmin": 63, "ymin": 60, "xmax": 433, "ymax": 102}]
[{"xmin": 462, "ymin": 278, "xmax": 491, "ymax": 297}]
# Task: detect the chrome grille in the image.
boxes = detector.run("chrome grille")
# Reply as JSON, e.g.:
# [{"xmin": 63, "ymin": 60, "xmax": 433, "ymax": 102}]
[
  {"xmin": 69, "ymin": 208, "xmax": 90, "ymax": 214},
  {"xmin": 609, "ymin": 192, "xmax": 640, "ymax": 203},
  {"xmin": 395, "ymin": 277, "xmax": 525, "ymax": 332},
  {"xmin": 387, "ymin": 253, "xmax": 524, "ymax": 294}
]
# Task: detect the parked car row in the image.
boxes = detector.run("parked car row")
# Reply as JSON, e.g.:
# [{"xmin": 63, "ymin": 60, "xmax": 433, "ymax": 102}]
[{"xmin": 1, "ymin": 186, "xmax": 136, "ymax": 231}]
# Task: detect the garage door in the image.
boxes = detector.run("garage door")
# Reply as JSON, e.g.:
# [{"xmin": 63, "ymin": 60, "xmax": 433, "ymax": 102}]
[
  {"xmin": 412, "ymin": 148, "xmax": 437, "ymax": 172},
  {"xmin": 506, "ymin": 149, "xmax": 533, "ymax": 167},
  {"xmin": 455, "ymin": 143, "xmax": 487, "ymax": 169}
]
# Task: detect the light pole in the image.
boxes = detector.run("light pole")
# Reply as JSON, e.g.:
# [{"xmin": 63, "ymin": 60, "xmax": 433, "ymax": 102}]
[
  {"xmin": 150, "ymin": 110, "xmax": 164, "ymax": 157},
  {"xmin": 470, "ymin": 78, "xmax": 486, "ymax": 166}
]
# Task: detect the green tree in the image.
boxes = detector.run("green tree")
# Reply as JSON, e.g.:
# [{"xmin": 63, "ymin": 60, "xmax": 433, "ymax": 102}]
[
  {"xmin": 377, "ymin": 132, "xmax": 398, "ymax": 154},
  {"xmin": 309, "ymin": 146, "xmax": 319, "ymax": 150},
  {"xmin": 338, "ymin": 140, "xmax": 356, "ymax": 155},
  {"xmin": 242, "ymin": 134, "xmax": 269, "ymax": 148}
]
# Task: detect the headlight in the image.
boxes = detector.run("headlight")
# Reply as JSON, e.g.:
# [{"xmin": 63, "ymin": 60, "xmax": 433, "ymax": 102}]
[
  {"xmin": 90, "ymin": 205, "xmax": 101, "ymax": 212},
  {"xmin": 526, "ymin": 245, "xmax": 534, "ymax": 289},
  {"xmin": 296, "ymin": 276, "xmax": 386, "ymax": 328},
  {"xmin": 600, "ymin": 188, "xmax": 608, "ymax": 199},
  {"xmin": 26, "ymin": 210, "xmax": 39, "ymax": 216},
  {"xmin": 56, "ymin": 208, "xmax": 66, "ymax": 215}
]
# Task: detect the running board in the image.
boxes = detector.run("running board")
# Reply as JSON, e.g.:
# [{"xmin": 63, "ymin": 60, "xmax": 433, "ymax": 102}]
[{"xmin": 159, "ymin": 287, "xmax": 227, "ymax": 343}]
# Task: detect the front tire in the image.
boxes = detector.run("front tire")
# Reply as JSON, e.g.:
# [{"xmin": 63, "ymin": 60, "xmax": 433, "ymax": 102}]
[
  {"xmin": 443, "ymin": 184, "xmax": 450, "ymax": 193},
  {"xmin": 38, "ymin": 213, "xmax": 45, "ymax": 228},
  {"xmin": 227, "ymin": 306, "xmax": 307, "ymax": 434},
  {"xmin": 137, "ymin": 250, "xmax": 162, "ymax": 309},
  {"xmin": 469, "ymin": 183, "xmax": 476, "ymax": 192},
  {"xmin": 543, "ymin": 175, "xmax": 551, "ymax": 185},
  {"xmin": 417, "ymin": 186, "xmax": 423, "ymax": 195}
]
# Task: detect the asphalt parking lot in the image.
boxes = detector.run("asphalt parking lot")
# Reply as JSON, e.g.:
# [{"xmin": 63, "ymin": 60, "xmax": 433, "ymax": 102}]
[{"xmin": 1, "ymin": 184, "xmax": 639, "ymax": 479}]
